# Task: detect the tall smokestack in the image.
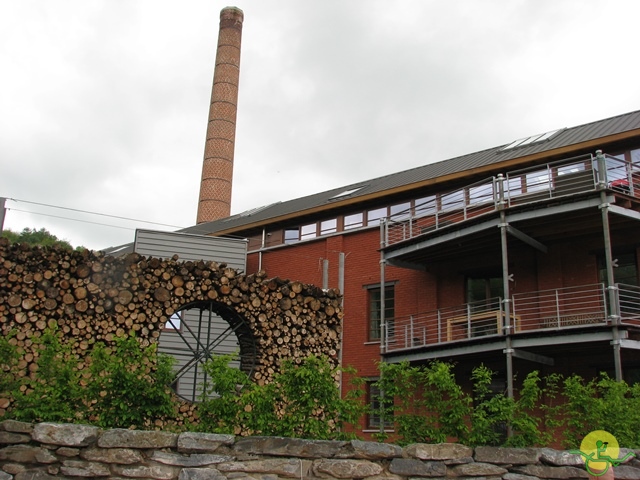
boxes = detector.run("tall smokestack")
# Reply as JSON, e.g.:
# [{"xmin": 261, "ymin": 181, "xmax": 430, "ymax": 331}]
[{"xmin": 196, "ymin": 6, "xmax": 244, "ymax": 224}]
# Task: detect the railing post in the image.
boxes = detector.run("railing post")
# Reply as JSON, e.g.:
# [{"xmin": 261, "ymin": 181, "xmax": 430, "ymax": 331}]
[
  {"xmin": 595, "ymin": 150, "xmax": 608, "ymax": 188},
  {"xmin": 555, "ymin": 289, "xmax": 561, "ymax": 328},
  {"xmin": 404, "ymin": 325, "xmax": 408, "ymax": 349},
  {"xmin": 437, "ymin": 309, "xmax": 442, "ymax": 343},
  {"xmin": 466, "ymin": 303, "xmax": 472, "ymax": 339},
  {"xmin": 410, "ymin": 315, "xmax": 414, "ymax": 347}
]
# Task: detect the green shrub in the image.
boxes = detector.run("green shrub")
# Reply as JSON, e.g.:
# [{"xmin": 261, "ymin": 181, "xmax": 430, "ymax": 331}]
[
  {"xmin": 196, "ymin": 354, "xmax": 363, "ymax": 439},
  {"xmin": 84, "ymin": 336, "xmax": 176, "ymax": 429},
  {"xmin": 562, "ymin": 373, "xmax": 640, "ymax": 449},
  {"xmin": 8, "ymin": 330, "xmax": 84, "ymax": 423}
]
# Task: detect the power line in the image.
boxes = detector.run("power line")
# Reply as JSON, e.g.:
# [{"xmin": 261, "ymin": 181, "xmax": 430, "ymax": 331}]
[
  {"xmin": 9, "ymin": 208, "xmax": 136, "ymax": 231},
  {"xmin": 7, "ymin": 197, "xmax": 186, "ymax": 229}
]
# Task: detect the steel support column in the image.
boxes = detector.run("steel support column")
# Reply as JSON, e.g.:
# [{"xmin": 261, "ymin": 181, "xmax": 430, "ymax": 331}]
[
  {"xmin": 497, "ymin": 175, "xmax": 514, "ymax": 404},
  {"xmin": 596, "ymin": 151, "xmax": 623, "ymax": 381}
]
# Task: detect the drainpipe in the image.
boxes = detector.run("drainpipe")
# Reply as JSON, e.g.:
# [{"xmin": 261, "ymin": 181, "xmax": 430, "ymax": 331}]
[
  {"xmin": 258, "ymin": 228, "xmax": 266, "ymax": 271},
  {"xmin": 0, "ymin": 197, "xmax": 6, "ymax": 233},
  {"xmin": 338, "ymin": 252, "xmax": 345, "ymax": 398},
  {"xmin": 497, "ymin": 174, "xmax": 514, "ymax": 405},
  {"xmin": 596, "ymin": 150, "xmax": 623, "ymax": 381},
  {"xmin": 379, "ymin": 222, "xmax": 387, "ymax": 436}
]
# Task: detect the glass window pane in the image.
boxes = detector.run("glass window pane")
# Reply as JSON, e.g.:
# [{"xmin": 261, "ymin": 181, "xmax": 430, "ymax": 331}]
[
  {"xmin": 526, "ymin": 170, "xmax": 550, "ymax": 192},
  {"xmin": 300, "ymin": 223, "xmax": 317, "ymax": 240},
  {"xmin": 367, "ymin": 207, "xmax": 387, "ymax": 225},
  {"xmin": 166, "ymin": 312, "xmax": 182, "ymax": 330},
  {"xmin": 468, "ymin": 182, "xmax": 494, "ymax": 205},
  {"xmin": 320, "ymin": 218, "xmax": 337, "ymax": 235},
  {"xmin": 415, "ymin": 196, "xmax": 436, "ymax": 217},
  {"xmin": 344, "ymin": 213, "xmax": 363, "ymax": 230},
  {"xmin": 284, "ymin": 228, "xmax": 299, "ymax": 244},
  {"xmin": 369, "ymin": 286, "xmax": 394, "ymax": 341},
  {"xmin": 440, "ymin": 189, "xmax": 464, "ymax": 211},
  {"xmin": 389, "ymin": 202, "xmax": 411, "ymax": 220}
]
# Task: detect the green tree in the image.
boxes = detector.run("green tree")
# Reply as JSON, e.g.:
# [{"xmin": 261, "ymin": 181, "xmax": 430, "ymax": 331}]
[{"xmin": 1, "ymin": 227, "xmax": 75, "ymax": 250}]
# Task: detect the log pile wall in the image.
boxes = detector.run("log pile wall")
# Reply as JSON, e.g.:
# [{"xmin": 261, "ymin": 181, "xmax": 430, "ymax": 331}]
[{"xmin": 0, "ymin": 239, "xmax": 343, "ymax": 396}]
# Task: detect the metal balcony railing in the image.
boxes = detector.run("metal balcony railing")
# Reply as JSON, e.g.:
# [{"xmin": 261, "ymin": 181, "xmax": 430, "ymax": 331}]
[
  {"xmin": 382, "ymin": 153, "xmax": 640, "ymax": 248},
  {"xmin": 383, "ymin": 283, "xmax": 640, "ymax": 354}
]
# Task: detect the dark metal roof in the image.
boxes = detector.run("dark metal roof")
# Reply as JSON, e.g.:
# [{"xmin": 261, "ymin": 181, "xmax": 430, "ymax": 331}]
[{"xmin": 147, "ymin": 109, "xmax": 640, "ymax": 241}]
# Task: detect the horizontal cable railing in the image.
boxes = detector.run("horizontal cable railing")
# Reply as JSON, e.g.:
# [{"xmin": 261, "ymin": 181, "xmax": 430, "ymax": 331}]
[
  {"xmin": 382, "ymin": 283, "xmax": 638, "ymax": 354},
  {"xmin": 382, "ymin": 152, "xmax": 639, "ymax": 248},
  {"xmin": 385, "ymin": 297, "xmax": 506, "ymax": 352},
  {"xmin": 384, "ymin": 177, "xmax": 497, "ymax": 246},
  {"xmin": 618, "ymin": 283, "xmax": 640, "ymax": 326},
  {"xmin": 511, "ymin": 283, "xmax": 607, "ymax": 331}
]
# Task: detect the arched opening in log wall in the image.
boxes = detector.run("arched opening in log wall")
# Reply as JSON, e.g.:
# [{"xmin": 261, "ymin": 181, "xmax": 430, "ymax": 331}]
[
  {"xmin": 161, "ymin": 299, "xmax": 258, "ymax": 402},
  {"xmin": 0, "ymin": 240, "xmax": 343, "ymax": 398}
]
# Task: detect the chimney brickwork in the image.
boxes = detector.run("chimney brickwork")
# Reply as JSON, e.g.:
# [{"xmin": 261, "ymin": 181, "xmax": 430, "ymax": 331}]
[{"xmin": 196, "ymin": 7, "xmax": 244, "ymax": 224}]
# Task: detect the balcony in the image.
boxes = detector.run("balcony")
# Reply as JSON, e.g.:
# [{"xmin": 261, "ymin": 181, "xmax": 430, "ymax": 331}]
[
  {"xmin": 382, "ymin": 152, "xmax": 640, "ymax": 248},
  {"xmin": 382, "ymin": 283, "xmax": 640, "ymax": 354}
]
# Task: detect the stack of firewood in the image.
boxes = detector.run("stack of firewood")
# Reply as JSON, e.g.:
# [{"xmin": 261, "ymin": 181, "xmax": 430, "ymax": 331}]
[{"xmin": 0, "ymin": 238, "xmax": 343, "ymax": 415}]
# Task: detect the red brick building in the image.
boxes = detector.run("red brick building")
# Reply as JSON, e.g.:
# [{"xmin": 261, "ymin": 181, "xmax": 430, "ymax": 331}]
[{"xmin": 182, "ymin": 109, "xmax": 640, "ymax": 437}]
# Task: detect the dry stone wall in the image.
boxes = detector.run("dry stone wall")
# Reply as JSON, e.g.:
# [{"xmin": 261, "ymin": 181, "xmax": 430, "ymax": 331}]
[
  {"xmin": 2, "ymin": 422, "xmax": 640, "ymax": 480},
  {"xmin": 0, "ymin": 240, "xmax": 343, "ymax": 391}
]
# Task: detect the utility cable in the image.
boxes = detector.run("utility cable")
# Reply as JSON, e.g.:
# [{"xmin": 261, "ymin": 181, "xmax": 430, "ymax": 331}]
[
  {"xmin": 9, "ymin": 208, "xmax": 135, "ymax": 231},
  {"xmin": 7, "ymin": 197, "xmax": 185, "ymax": 229}
]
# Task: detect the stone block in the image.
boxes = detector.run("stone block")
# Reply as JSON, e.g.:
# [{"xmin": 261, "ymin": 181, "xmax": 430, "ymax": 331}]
[
  {"xmin": 176, "ymin": 432, "xmax": 234, "ymax": 453},
  {"xmin": 389, "ymin": 458, "xmax": 447, "ymax": 477},
  {"xmin": 475, "ymin": 446, "xmax": 540, "ymax": 465},
  {"xmin": 60, "ymin": 460, "xmax": 111, "ymax": 477},
  {"xmin": 233, "ymin": 436, "xmax": 346, "ymax": 458},
  {"xmin": 151, "ymin": 451, "xmax": 232, "ymax": 467},
  {"xmin": 98, "ymin": 429, "xmax": 177, "ymax": 449},
  {"xmin": 80, "ymin": 447, "xmax": 144, "ymax": 464},
  {"xmin": 406, "ymin": 443, "xmax": 473, "ymax": 461},
  {"xmin": 32, "ymin": 423, "xmax": 99, "ymax": 447},
  {"xmin": 348, "ymin": 440, "xmax": 403, "ymax": 459},
  {"xmin": 313, "ymin": 459, "xmax": 383, "ymax": 479}
]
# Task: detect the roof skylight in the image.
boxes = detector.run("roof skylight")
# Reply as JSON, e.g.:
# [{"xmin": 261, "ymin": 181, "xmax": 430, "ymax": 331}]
[
  {"xmin": 329, "ymin": 187, "xmax": 364, "ymax": 199},
  {"xmin": 501, "ymin": 128, "xmax": 563, "ymax": 151}
]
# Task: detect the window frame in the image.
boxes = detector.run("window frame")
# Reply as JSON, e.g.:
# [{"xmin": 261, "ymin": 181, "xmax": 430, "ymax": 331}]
[
  {"xmin": 367, "ymin": 284, "xmax": 395, "ymax": 342},
  {"xmin": 366, "ymin": 380, "xmax": 394, "ymax": 430}
]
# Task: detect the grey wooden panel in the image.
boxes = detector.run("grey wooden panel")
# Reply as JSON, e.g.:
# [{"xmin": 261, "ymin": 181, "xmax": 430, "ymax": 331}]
[{"xmin": 134, "ymin": 229, "xmax": 247, "ymax": 271}]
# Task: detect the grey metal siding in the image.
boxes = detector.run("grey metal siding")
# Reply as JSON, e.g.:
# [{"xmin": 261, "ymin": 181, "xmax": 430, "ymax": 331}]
[{"xmin": 133, "ymin": 229, "xmax": 247, "ymax": 271}]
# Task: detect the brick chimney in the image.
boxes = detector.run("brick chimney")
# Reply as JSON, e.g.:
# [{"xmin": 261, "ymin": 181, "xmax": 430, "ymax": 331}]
[{"xmin": 196, "ymin": 6, "xmax": 244, "ymax": 224}]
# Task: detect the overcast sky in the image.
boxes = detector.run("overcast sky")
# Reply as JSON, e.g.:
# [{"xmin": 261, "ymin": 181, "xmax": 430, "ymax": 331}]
[{"xmin": 2, "ymin": 1, "xmax": 640, "ymax": 251}]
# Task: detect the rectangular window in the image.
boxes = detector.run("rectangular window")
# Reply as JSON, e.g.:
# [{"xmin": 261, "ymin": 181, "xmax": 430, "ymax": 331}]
[
  {"xmin": 300, "ymin": 223, "xmax": 317, "ymax": 240},
  {"xmin": 367, "ymin": 207, "xmax": 387, "ymax": 225},
  {"xmin": 320, "ymin": 218, "xmax": 337, "ymax": 235},
  {"xmin": 367, "ymin": 381, "xmax": 394, "ymax": 430},
  {"xmin": 284, "ymin": 228, "xmax": 299, "ymax": 244},
  {"xmin": 598, "ymin": 252, "xmax": 638, "ymax": 286},
  {"xmin": 166, "ymin": 311, "xmax": 182, "ymax": 330},
  {"xmin": 344, "ymin": 212, "xmax": 364, "ymax": 230},
  {"xmin": 440, "ymin": 189, "xmax": 465, "ymax": 212},
  {"xmin": 468, "ymin": 182, "xmax": 495, "ymax": 206},
  {"xmin": 525, "ymin": 170, "xmax": 550, "ymax": 193},
  {"xmin": 368, "ymin": 285, "xmax": 395, "ymax": 341},
  {"xmin": 414, "ymin": 195, "xmax": 436, "ymax": 217},
  {"xmin": 389, "ymin": 202, "xmax": 411, "ymax": 220}
]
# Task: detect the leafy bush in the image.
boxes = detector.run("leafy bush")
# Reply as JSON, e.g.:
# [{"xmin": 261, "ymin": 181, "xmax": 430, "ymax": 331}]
[
  {"xmin": 374, "ymin": 360, "xmax": 556, "ymax": 447},
  {"xmin": 84, "ymin": 336, "xmax": 176, "ymax": 428},
  {"xmin": 196, "ymin": 354, "xmax": 363, "ymax": 439},
  {"xmin": 562, "ymin": 373, "xmax": 640, "ymax": 449},
  {"xmin": 2, "ymin": 330, "xmax": 175, "ymax": 428}
]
